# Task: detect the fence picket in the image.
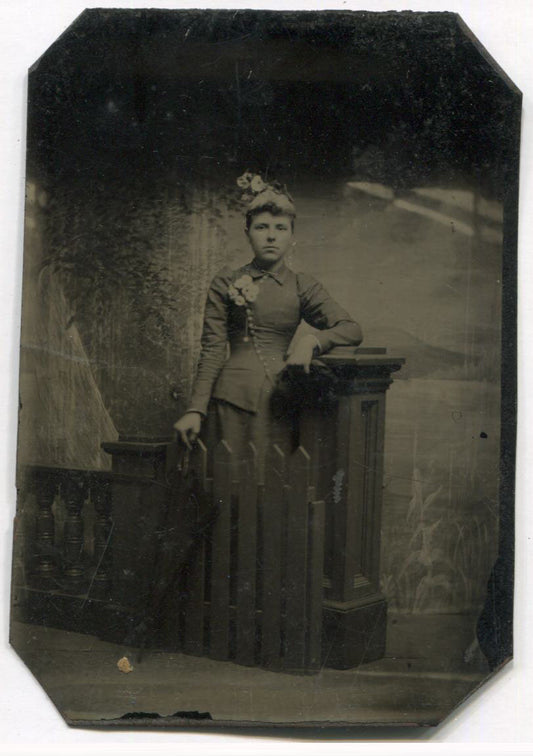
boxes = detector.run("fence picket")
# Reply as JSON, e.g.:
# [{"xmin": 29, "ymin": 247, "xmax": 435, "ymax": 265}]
[
  {"xmin": 260, "ymin": 444, "xmax": 286, "ymax": 669},
  {"xmin": 284, "ymin": 446, "xmax": 311, "ymax": 671},
  {"xmin": 208, "ymin": 439, "xmax": 233, "ymax": 660},
  {"xmin": 307, "ymin": 498, "xmax": 325, "ymax": 671},
  {"xmin": 235, "ymin": 443, "xmax": 259, "ymax": 666},
  {"xmin": 182, "ymin": 440, "xmax": 209, "ymax": 655}
]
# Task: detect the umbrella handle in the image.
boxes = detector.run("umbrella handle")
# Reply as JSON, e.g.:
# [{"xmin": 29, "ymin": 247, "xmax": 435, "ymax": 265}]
[{"xmin": 177, "ymin": 446, "xmax": 190, "ymax": 477}]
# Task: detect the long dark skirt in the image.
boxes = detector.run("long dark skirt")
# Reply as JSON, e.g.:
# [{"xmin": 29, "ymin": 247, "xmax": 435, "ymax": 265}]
[{"xmin": 212, "ymin": 379, "xmax": 298, "ymax": 485}]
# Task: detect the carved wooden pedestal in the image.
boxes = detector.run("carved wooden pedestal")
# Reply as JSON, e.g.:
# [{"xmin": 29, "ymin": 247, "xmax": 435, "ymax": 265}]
[{"xmin": 300, "ymin": 348, "xmax": 404, "ymax": 668}]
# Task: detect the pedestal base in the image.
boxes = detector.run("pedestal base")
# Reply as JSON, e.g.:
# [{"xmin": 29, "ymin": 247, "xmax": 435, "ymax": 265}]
[{"xmin": 322, "ymin": 598, "xmax": 387, "ymax": 669}]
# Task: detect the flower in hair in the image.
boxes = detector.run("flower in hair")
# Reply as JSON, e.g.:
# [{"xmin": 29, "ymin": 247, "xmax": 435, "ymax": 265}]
[
  {"xmin": 236, "ymin": 171, "xmax": 269, "ymax": 199},
  {"xmin": 236, "ymin": 171, "xmax": 296, "ymax": 215},
  {"xmin": 237, "ymin": 171, "xmax": 253, "ymax": 189},
  {"xmin": 250, "ymin": 175, "xmax": 266, "ymax": 193}
]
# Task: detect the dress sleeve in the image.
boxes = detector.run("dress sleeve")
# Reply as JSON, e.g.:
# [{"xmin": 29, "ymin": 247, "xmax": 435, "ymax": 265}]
[
  {"xmin": 297, "ymin": 272, "xmax": 363, "ymax": 353},
  {"xmin": 187, "ymin": 268, "xmax": 231, "ymax": 416}
]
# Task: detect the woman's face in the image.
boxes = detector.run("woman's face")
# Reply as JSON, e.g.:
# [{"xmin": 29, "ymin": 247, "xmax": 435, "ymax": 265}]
[{"xmin": 246, "ymin": 211, "xmax": 294, "ymax": 269}]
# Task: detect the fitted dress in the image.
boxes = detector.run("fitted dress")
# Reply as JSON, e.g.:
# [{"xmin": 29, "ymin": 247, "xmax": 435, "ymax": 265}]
[{"xmin": 187, "ymin": 259, "xmax": 362, "ymax": 481}]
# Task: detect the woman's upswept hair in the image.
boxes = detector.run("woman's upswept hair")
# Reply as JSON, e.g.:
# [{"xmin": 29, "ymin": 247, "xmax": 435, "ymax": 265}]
[
  {"xmin": 245, "ymin": 200, "xmax": 296, "ymax": 231},
  {"xmin": 237, "ymin": 172, "xmax": 296, "ymax": 231}
]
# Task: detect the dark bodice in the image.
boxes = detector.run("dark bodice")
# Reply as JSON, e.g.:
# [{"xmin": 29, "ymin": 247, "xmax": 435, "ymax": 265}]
[
  {"xmin": 225, "ymin": 269, "xmax": 301, "ymax": 373},
  {"xmin": 188, "ymin": 260, "xmax": 362, "ymax": 414}
]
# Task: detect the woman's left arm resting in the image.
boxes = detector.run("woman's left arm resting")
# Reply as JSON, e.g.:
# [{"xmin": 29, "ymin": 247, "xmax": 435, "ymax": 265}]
[{"xmin": 297, "ymin": 272, "xmax": 363, "ymax": 353}]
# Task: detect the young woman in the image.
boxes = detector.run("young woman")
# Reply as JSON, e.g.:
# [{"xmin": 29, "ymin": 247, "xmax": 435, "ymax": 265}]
[{"xmin": 174, "ymin": 174, "xmax": 362, "ymax": 480}]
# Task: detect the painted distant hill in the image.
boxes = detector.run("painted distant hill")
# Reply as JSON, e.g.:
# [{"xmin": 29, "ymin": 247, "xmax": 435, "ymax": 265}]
[{"xmin": 363, "ymin": 327, "xmax": 484, "ymax": 381}]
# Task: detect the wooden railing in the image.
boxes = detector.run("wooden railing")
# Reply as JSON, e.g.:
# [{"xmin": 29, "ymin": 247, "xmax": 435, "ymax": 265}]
[
  {"xmin": 21, "ymin": 466, "xmax": 114, "ymax": 595},
  {"xmin": 13, "ymin": 465, "xmax": 155, "ymax": 641},
  {"xmin": 14, "ymin": 347, "xmax": 404, "ymax": 672},
  {"xmin": 15, "ymin": 440, "xmax": 325, "ymax": 673}
]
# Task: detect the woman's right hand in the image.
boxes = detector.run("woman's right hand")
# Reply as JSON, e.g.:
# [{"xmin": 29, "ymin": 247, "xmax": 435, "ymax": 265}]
[{"xmin": 173, "ymin": 411, "xmax": 202, "ymax": 450}]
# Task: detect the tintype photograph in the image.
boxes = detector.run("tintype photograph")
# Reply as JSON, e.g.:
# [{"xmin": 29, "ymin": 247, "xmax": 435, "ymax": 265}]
[{"xmin": 9, "ymin": 8, "xmax": 519, "ymax": 729}]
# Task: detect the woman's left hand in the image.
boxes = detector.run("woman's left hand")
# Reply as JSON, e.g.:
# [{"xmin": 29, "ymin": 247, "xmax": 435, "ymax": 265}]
[{"xmin": 285, "ymin": 334, "xmax": 319, "ymax": 374}]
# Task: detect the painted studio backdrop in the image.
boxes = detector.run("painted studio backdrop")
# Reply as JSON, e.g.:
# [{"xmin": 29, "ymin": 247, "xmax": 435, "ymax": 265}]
[{"xmin": 12, "ymin": 9, "xmax": 519, "ymax": 726}]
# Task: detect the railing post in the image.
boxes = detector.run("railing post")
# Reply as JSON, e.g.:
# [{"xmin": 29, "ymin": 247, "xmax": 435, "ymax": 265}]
[
  {"xmin": 299, "ymin": 347, "xmax": 404, "ymax": 669},
  {"xmin": 182, "ymin": 439, "xmax": 210, "ymax": 656},
  {"xmin": 100, "ymin": 440, "xmax": 174, "ymax": 616}
]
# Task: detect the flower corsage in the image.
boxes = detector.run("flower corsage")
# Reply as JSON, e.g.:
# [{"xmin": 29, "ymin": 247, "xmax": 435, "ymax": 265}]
[{"xmin": 228, "ymin": 274, "xmax": 260, "ymax": 342}]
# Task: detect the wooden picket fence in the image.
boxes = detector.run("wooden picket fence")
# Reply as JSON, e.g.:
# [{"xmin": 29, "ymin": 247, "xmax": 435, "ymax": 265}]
[{"xmin": 177, "ymin": 438, "xmax": 326, "ymax": 674}]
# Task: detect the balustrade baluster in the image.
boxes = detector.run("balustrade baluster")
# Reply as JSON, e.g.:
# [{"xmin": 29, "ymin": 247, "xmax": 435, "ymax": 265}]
[
  {"xmin": 35, "ymin": 474, "xmax": 57, "ymax": 584},
  {"xmin": 62, "ymin": 475, "xmax": 86, "ymax": 590},
  {"xmin": 92, "ymin": 477, "xmax": 113, "ymax": 594}
]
